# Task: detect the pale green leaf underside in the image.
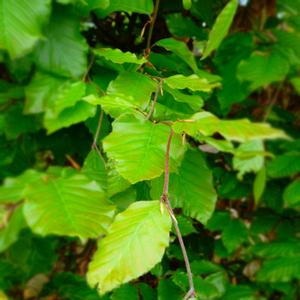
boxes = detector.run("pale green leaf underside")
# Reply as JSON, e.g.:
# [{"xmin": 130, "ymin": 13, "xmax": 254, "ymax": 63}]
[
  {"xmin": 0, "ymin": 0, "xmax": 51, "ymax": 58},
  {"xmin": 23, "ymin": 174, "xmax": 116, "ymax": 239},
  {"xmin": 173, "ymin": 112, "xmax": 288, "ymax": 143},
  {"xmin": 87, "ymin": 200, "xmax": 171, "ymax": 294},
  {"xmin": 95, "ymin": 48, "xmax": 146, "ymax": 65},
  {"xmin": 202, "ymin": 0, "xmax": 238, "ymax": 59},
  {"xmin": 165, "ymin": 74, "xmax": 220, "ymax": 92},
  {"xmin": 103, "ymin": 114, "xmax": 185, "ymax": 184}
]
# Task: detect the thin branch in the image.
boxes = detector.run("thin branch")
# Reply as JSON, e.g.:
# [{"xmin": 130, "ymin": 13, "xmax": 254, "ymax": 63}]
[
  {"xmin": 82, "ymin": 52, "xmax": 95, "ymax": 82},
  {"xmin": 145, "ymin": 0, "xmax": 160, "ymax": 56},
  {"xmin": 263, "ymin": 83, "xmax": 282, "ymax": 122},
  {"xmin": 92, "ymin": 109, "xmax": 104, "ymax": 148},
  {"xmin": 161, "ymin": 128, "xmax": 196, "ymax": 300},
  {"xmin": 147, "ymin": 80, "xmax": 162, "ymax": 120}
]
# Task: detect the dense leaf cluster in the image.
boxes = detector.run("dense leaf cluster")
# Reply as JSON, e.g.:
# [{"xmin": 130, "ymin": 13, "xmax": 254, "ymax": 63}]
[{"xmin": 0, "ymin": 0, "xmax": 300, "ymax": 299}]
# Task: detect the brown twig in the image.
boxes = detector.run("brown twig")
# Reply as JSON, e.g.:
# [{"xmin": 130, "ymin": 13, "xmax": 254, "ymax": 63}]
[
  {"xmin": 161, "ymin": 128, "xmax": 196, "ymax": 299},
  {"xmin": 65, "ymin": 154, "xmax": 81, "ymax": 171},
  {"xmin": 82, "ymin": 52, "xmax": 95, "ymax": 82},
  {"xmin": 147, "ymin": 80, "xmax": 162, "ymax": 120},
  {"xmin": 145, "ymin": 0, "xmax": 160, "ymax": 56}
]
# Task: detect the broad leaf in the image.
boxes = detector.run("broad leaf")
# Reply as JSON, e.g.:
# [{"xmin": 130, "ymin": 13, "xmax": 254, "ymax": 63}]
[
  {"xmin": 253, "ymin": 166, "xmax": 266, "ymax": 205},
  {"xmin": 0, "ymin": 0, "xmax": 51, "ymax": 58},
  {"xmin": 165, "ymin": 75, "xmax": 220, "ymax": 92},
  {"xmin": 35, "ymin": 7, "xmax": 88, "ymax": 78},
  {"xmin": 257, "ymin": 256, "xmax": 300, "ymax": 282},
  {"xmin": 0, "ymin": 206, "xmax": 27, "ymax": 253},
  {"xmin": 24, "ymin": 72, "xmax": 66, "ymax": 114},
  {"xmin": 267, "ymin": 152, "xmax": 300, "ymax": 178},
  {"xmin": 173, "ymin": 112, "xmax": 288, "ymax": 143},
  {"xmin": 0, "ymin": 170, "xmax": 42, "ymax": 204},
  {"xmin": 23, "ymin": 173, "xmax": 115, "ymax": 239},
  {"xmin": 151, "ymin": 149, "xmax": 217, "ymax": 224},
  {"xmin": 283, "ymin": 179, "xmax": 300, "ymax": 207},
  {"xmin": 202, "ymin": 0, "xmax": 238, "ymax": 59},
  {"xmin": 87, "ymin": 201, "xmax": 171, "ymax": 294},
  {"xmin": 95, "ymin": 48, "xmax": 146, "ymax": 65},
  {"xmin": 237, "ymin": 52, "xmax": 289, "ymax": 90},
  {"xmin": 89, "ymin": 71, "xmax": 156, "ymax": 118},
  {"xmin": 103, "ymin": 114, "xmax": 185, "ymax": 184}
]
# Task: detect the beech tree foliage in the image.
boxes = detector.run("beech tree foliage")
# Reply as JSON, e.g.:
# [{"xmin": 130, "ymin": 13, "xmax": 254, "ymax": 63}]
[{"xmin": 0, "ymin": 0, "xmax": 300, "ymax": 299}]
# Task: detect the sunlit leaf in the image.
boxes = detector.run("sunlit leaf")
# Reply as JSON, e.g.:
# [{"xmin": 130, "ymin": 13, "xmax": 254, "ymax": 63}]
[{"xmin": 87, "ymin": 201, "xmax": 171, "ymax": 294}]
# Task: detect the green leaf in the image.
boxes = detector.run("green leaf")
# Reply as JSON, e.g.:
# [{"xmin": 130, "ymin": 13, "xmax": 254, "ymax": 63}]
[
  {"xmin": 267, "ymin": 152, "xmax": 300, "ymax": 178},
  {"xmin": 111, "ymin": 284, "xmax": 139, "ymax": 300},
  {"xmin": 0, "ymin": 170, "xmax": 42, "ymax": 204},
  {"xmin": 44, "ymin": 101, "xmax": 97, "ymax": 134},
  {"xmin": 291, "ymin": 77, "xmax": 300, "ymax": 95},
  {"xmin": 165, "ymin": 75, "xmax": 220, "ymax": 92},
  {"xmin": 151, "ymin": 149, "xmax": 217, "ymax": 224},
  {"xmin": 222, "ymin": 219, "xmax": 248, "ymax": 253},
  {"xmin": 283, "ymin": 179, "xmax": 300, "ymax": 207},
  {"xmin": 0, "ymin": 0, "xmax": 51, "ymax": 58},
  {"xmin": 89, "ymin": 72, "xmax": 156, "ymax": 118},
  {"xmin": 257, "ymin": 256, "xmax": 300, "ymax": 282},
  {"xmin": 103, "ymin": 114, "xmax": 185, "ymax": 184},
  {"xmin": 233, "ymin": 140, "xmax": 264, "ymax": 179},
  {"xmin": 156, "ymin": 38, "xmax": 197, "ymax": 71},
  {"xmin": 173, "ymin": 112, "xmax": 288, "ymax": 143},
  {"xmin": 82, "ymin": 149, "xmax": 107, "ymax": 189},
  {"xmin": 202, "ymin": 0, "xmax": 238, "ymax": 59},
  {"xmin": 35, "ymin": 6, "xmax": 88, "ymax": 78},
  {"xmin": 96, "ymin": 0, "xmax": 153, "ymax": 17},
  {"xmin": 87, "ymin": 201, "xmax": 171, "ymax": 294},
  {"xmin": 164, "ymin": 84, "xmax": 204, "ymax": 111},
  {"xmin": 24, "ymin": 72, "xmax": 66, "ymax": 114},
  {"xmin": 23, "ymin": 173, "xmax": 115, "ymax": 239},
  {"xmin": 253, "ymin": 166, "xmax": 266, "ymax": 205},
  {"xmin": 94, "ymin": 48, "xmax": 146, "ymax": 65},
  {"xmin": 237, "ymin": 52, "xmax": 290, "ymax": 90},
  {"xmin": 0, "ymin": 206, "xmax": 27, "ymax": 253},
  {"xmin": 157, "ymin": 279, "xmax": 182, "ymax": 300}
]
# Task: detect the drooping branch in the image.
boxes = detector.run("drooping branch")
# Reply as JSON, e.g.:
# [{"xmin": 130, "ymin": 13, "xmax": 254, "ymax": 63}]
[{"xmin": 161, "ymin": 128, "xmax": 196, "ymax": 299}]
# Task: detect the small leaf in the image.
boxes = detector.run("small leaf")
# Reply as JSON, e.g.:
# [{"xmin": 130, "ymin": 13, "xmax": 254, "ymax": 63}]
[
  {"xmin": 253, "ymin": 166, "xmax": 266, "ymax": 205},
  {"xmin": 182, "ymin": 0, "xmax": 192, "ymax": 10},
  {"xmin": 87, "ymin": 201, "xmax": 171, "ymax": 294},
  {"xmin": 24, "ymin": 173, "xmax": 115, "ymax": 239},
  {"xmin": 95, "ymin": 48, "xmax": 146, "ymax": 65},
  {"xmin": 156, "ymin": 38, "xmax": 197, "ymax": 71},
  {"xmin": 222, "ymin": 219, "xmax": 248, "ymax": 252},
  {"xmin": 0, "ymin": 206, "xmax": 27, "ymax": 253},
  {"xmin": 202, "ymin": 0, "xmax": 238, "ymax": 59},
  {"xmin": 103, "ymin": 114, "xmax": 185, "ymax": 184},
  {"xmin": 283, "ymin": 179, "xmax": 300, "ymax": 207},
  {"xmin": 233, "ymin": 140, "xmax": 264, "ymax": 179},
  {"xmin": 165, "ymin": 74, "xmax": 220, "ymax": 92}
]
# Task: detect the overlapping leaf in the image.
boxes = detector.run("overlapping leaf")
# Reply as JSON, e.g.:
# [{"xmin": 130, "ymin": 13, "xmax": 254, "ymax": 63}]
[
  {"xmin": 173, "ymin": 112, "xmax": 287, "ymax": 143},
  {"xmin": 0, "ymin": 0, "xmax": 51, "ymax": 58},
  {"xmin": 103, "ymin": 114, "xmax": 185, "ymax": 183},
  {"xmin": 23, "ymin": 173, "xmax": 115, "ymax": 239},
  {"xmin": 151, "ymin": 149, "xmax": 217, "ymax": 224},
  {"xmin": 87, "ymin": 201, "xmax": 171, "ymax": 294}
]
